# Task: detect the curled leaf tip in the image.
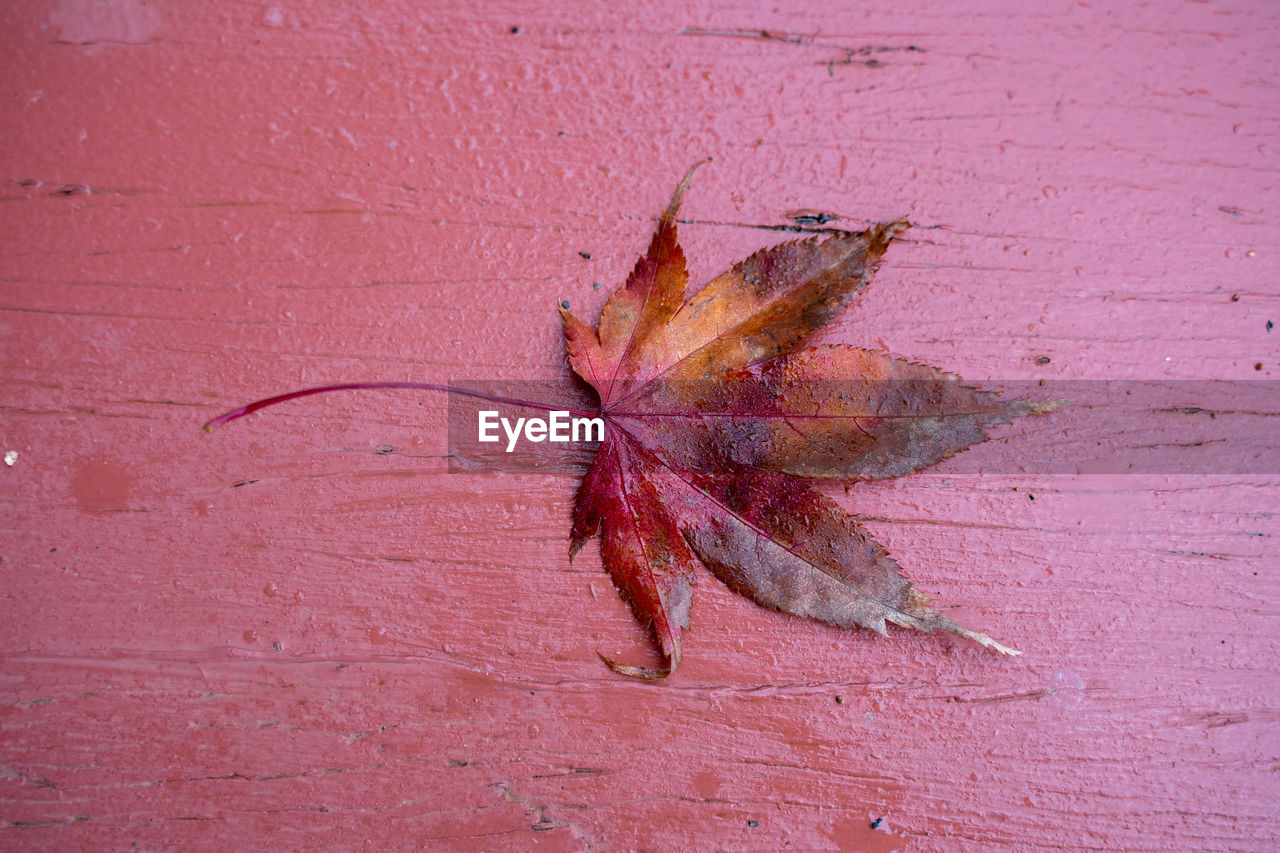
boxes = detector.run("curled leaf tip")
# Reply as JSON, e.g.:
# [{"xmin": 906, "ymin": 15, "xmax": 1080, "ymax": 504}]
[
  {"xmin": 883, "ymin": 217, "xmax": 912, "ymax": 237},
  {"xmin": 598, "ymin": 651, "xmax": 673, "ymax": 681},
  {"xmin": 963, "ymin": 629, "xmax": 1021, "ymax": 656},
  {"xmin": 664, "ymin": 159, "xmax": 711, "ymax": 220}
]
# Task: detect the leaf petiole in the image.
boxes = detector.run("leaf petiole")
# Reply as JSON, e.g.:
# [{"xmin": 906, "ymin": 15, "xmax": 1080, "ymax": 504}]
[{"xmin": 202, "ymin": 382, "xmax": 598, "ymax": 431}]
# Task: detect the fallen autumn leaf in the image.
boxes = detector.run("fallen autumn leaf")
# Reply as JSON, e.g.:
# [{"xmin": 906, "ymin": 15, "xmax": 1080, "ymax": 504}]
[{"xmin": 206, "ymin": 163, "xmax": 1050, "ymax": 680}]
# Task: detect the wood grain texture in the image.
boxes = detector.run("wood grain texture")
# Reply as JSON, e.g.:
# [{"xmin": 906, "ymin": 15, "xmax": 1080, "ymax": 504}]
[{"xmin": 2, "ymin": 0, "xmax": 1277, "ymax": 849}]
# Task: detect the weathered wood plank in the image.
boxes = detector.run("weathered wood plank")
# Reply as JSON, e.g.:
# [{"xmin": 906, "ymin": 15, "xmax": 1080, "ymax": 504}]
[{"xmin": 2, "ymin": 1, "xmax": 1276, "ymax": 849}]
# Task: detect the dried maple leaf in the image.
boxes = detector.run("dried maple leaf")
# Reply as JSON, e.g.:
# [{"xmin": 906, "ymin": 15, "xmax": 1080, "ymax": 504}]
[
  {"xmin": 205, "ymin": 164, "xmax": 1044, "ymax": 681},
  {"xmin": 559, "ymin": 164, "xmax": 1035, "ymax": 679}
]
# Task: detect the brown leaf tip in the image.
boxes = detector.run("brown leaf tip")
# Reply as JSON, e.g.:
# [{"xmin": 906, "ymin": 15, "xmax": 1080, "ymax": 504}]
[
  {"xmin": 597, "ymin": 651, "xmax": 672, "ymax": 681},
  {"xmin": 664, "ymin": 158, "xmax": 712, "ymax": 220}
]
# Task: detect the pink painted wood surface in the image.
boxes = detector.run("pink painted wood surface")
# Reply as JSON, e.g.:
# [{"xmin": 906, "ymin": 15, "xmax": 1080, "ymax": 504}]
[{"xmin": 2, "ymin": 0, "xmax": 1277, "ymax": 849}]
